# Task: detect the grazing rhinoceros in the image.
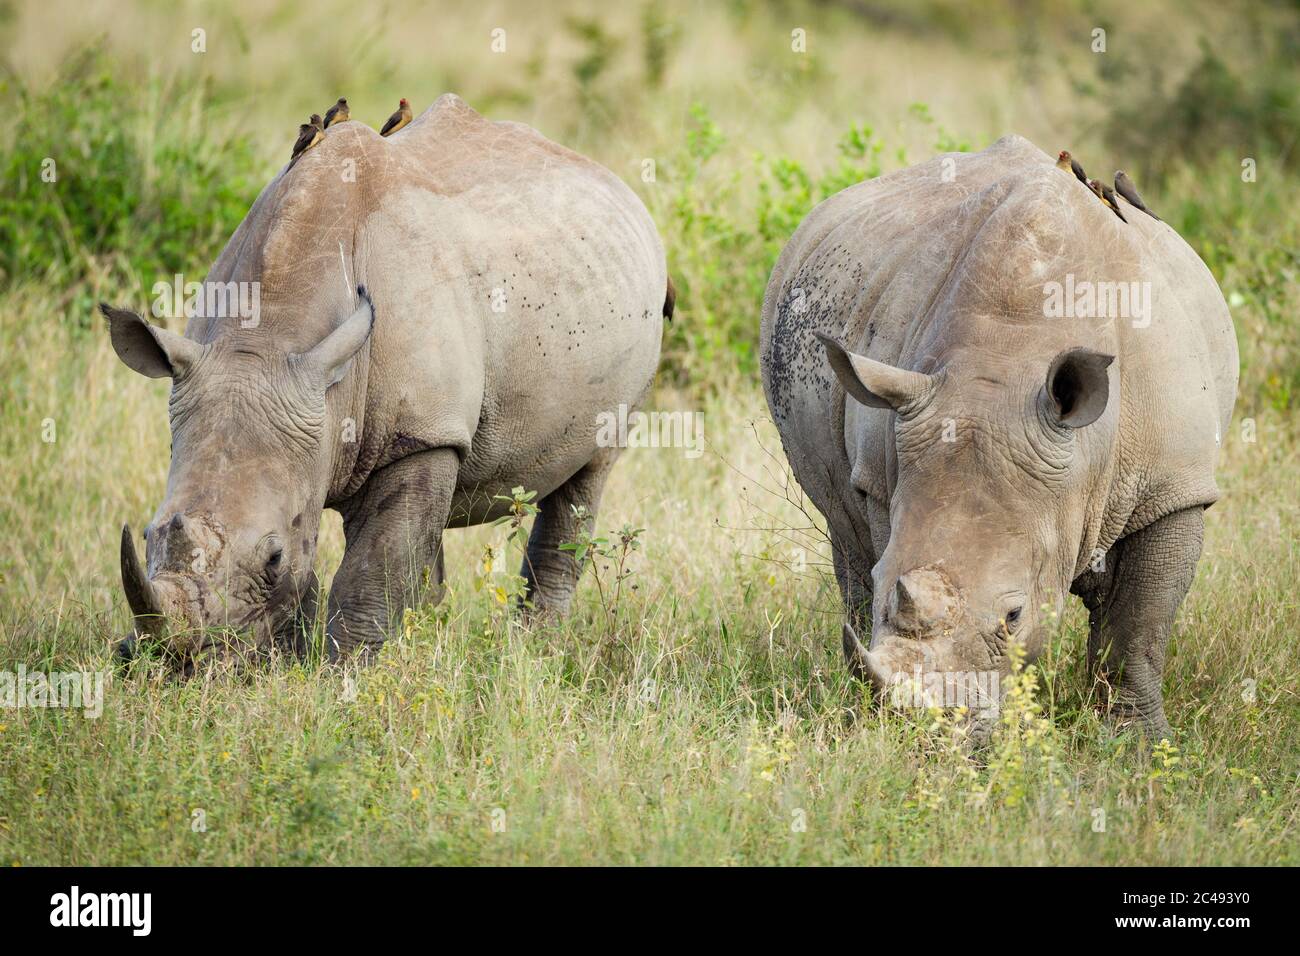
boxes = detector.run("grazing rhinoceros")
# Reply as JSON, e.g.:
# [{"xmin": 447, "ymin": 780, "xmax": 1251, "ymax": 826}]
[
  {"xmin": 761, "ymin": 135, "xmax": 1237, "ymax": 740},
  {"xmin": 103, "ymin": 94, "xmax": 669, "ymax": 665}
]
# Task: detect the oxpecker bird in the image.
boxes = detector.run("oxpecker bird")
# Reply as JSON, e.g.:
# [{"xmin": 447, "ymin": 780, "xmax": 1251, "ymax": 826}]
[
  {"xmin": 381, "ymin": 98, "xmax": 412, "ymax": 137},
  {"xmin": 1114, "ymin": 170, "xmax": 1160, "ymax": 220},
  {"xmin": 1099, "ymin": 181, "xmax": 1128, "ymax": 223},
  {"xmin": 1057, "ymin": 150, "xmax": 1087, "ymax": 185},
  {"xmin": 1088, "ymin": 178, "xmax": 1128, "ymax": 222},
  {"xmin": 323, "ymin": 97, "xmax": 350, "ymax": 129},
  {"xmin": 290, "ymin": 118, "xmax": 323, "ymax": 163}
]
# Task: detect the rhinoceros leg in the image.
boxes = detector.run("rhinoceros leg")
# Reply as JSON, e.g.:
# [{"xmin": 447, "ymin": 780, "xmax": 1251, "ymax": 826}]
[
  {"xmin": 326, "ymin": 448, "xmax": 459, "ymax": 661},
  {"xmin": 520, "ymin": 448, "xmax": 618, "ymax": 618},
  {"xmin": 1075, "ymin": 506, "xmax": 1205, "ymax": 741}
]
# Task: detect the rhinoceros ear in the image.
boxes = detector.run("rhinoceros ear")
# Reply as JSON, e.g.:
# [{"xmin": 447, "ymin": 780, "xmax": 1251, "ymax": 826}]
[
  {"xmin": 814, "ymin": 331, "xmax": 934, "ymax": 411},
  {"xmin": 301, "ymin": 286, "xmax": 374, "ymax": 388},
  {"xmin": 1046, "ymin": 348, "xmax": 1114, "ymax": 428},
  {"xmin": 100, "ymin": 303, "xmax": 203, "ymax": 379}
]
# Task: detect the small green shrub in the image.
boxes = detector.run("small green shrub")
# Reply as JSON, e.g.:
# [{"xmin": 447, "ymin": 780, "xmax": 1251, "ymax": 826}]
[
  {"xmin": 657, "ymin": 103, "xmax": 885, "ymax": 386},
  {"xmin": 0, "ymin": 45, "xmax": 261, "ymax": 323}
]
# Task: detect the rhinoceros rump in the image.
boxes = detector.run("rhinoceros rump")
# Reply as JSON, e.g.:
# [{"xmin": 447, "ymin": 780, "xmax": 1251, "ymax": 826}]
[
  {"xmin": 104, "ymin": 94, "xmax": 667, "ymax": 664},
  {"xmin": 761, "ymin": 135, "xmax": 1237, "ymax": 740}
]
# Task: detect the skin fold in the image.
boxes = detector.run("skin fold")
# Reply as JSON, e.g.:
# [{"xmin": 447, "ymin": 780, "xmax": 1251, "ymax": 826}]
[
  {"xmin": 760, "ymin": 135, "xmax": 1237, "ymax": 741},
  {"xmin": 106, "ymin": 94, "xmax": 667, "ymax": 666}
]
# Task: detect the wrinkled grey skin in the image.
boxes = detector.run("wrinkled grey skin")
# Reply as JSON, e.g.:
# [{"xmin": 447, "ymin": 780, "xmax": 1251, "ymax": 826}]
[
  {"xmin": 105, "ymin": 94, "xmax": 666, "ymax": 666},
  {"xmin": 761, "ymin": 135, "xmax": 1237, "ymax": 740}
]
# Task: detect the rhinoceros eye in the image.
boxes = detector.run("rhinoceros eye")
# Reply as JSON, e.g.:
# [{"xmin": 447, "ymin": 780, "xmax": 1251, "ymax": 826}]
[
  {"xmin": 1004, "ymin": 606, "xmax": 1023, "ymax": 631},
  {"xmin": 261, "ymin": 536, "xmax": 285, "ymax": 580}
]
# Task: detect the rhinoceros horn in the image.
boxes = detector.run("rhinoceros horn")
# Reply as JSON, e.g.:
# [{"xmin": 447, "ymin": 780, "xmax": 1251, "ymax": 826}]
[
  {"xmin": 842, "ymin": 620, "xmax": 883, "ymax": 685},
  {"xmin": 120, "ymin": 524, "xmax": 163, "ymax": 634}
]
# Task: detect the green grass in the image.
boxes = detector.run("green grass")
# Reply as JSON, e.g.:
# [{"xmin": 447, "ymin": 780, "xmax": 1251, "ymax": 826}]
[
  {"xmin": 1, "ymin": 348, "xmax": 1296, "ymax": 864},
  {"xmin": 0, "ymin": 0, "xmax": 1298, "ymax": 865}
]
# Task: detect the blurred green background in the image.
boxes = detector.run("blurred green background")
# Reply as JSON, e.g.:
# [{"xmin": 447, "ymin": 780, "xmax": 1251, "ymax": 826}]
[{"xmin": 1, "ymin": 0, "xmax": 1296, "ymax": 404}]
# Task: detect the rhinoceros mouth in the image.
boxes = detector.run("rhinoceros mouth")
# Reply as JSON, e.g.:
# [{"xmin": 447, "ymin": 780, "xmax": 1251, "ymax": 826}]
[
  {"xmin": 842, "ymin": 620, "xmax": 956, "ymax": 688},
  {"xmin": 119, "ymin": 524, "xmax": 318, "ymax": 670}
]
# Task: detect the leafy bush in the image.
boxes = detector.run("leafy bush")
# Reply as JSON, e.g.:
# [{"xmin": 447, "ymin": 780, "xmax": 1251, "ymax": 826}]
[
  {"xmin": 0, "ymin": 45, "xmax": 260, "ymax": 325},
  {"xmin": 656, "ymin": 103, "xmax": 886, "ymax": 385}
]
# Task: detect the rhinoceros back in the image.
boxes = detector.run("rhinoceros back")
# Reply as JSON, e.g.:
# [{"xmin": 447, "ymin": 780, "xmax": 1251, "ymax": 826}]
[{"xmin": 201, "ymin": 94, "xmax": 666, "ymax": 510}]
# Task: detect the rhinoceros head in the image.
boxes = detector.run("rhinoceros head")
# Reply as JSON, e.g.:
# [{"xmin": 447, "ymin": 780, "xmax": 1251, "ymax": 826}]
[
  {"xmin": 817, "ymin": 331, "xmax": 1114, "ymax": 709},
  {"xmin": 101, "ymin": 291, "xmax": 373, "ymax": 663}
]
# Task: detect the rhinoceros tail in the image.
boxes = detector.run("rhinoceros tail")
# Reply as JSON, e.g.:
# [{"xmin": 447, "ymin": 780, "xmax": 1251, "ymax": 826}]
[{"xmin": 663, "ymin": 275, "xmax": 676, "ymax": 322}]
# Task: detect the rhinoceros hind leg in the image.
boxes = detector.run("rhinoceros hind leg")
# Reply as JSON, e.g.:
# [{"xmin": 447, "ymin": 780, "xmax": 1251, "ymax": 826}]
[
  {"xmin": 326, "ymin": 448, "xmax": 459, "ymax": 662},
  {"xmin": 1075, "ymin": 506, "xmax": 1205, "ymax": 741},
  {"xmin": 520, "ymin": 448, "xmax": 619, "ymax": 620}
]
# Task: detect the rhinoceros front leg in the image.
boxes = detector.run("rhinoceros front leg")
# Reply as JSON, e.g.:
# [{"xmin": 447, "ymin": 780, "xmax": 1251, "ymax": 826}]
[
  {"xmin": 520, "ymin": 449, "xmax": 618, "ymax": 619},
  {"xmin": 326, "ymin": 448, "xmax": 459, "ymax": 661},
  {"xmin": 1074, "ymin": 506, "xmax": 1205, "ymax": 741}
]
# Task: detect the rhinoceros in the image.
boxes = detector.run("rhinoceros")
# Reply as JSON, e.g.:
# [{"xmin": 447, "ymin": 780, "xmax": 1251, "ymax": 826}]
[
  {"xmin": 761, "ymin": 135, "xmax": 1237, "ymax": 739},
  {"xmin": 103, "ymin": 94, "xmax": 669, "ymax": 665}
]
